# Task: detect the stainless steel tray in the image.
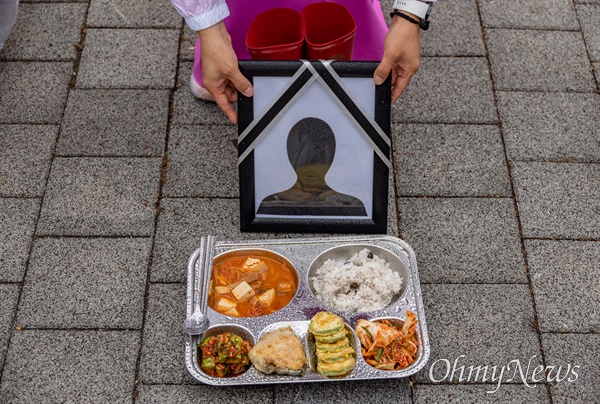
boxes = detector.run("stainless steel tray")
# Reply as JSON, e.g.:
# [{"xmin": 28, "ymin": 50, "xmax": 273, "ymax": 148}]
[{"xmin": 184, "ymin": 235, "xmax": 430, "ymax": 385}]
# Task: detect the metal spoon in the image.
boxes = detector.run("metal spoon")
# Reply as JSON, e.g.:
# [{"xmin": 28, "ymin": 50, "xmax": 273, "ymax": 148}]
[{"xmin": 183, "ymin": 235, "xmax": 215, "ymax": 335}]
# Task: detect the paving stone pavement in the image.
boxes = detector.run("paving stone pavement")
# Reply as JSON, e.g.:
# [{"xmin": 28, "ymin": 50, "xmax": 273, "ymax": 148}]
[{"xmin": 1, "ymin": 0, "xmax": 598, "ymax": 403}]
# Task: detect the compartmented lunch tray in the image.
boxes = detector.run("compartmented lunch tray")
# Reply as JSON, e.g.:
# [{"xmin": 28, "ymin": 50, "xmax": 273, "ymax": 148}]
[{"xmin": 184, "ymin": 235, "xmax": 430, "ymax": 385}]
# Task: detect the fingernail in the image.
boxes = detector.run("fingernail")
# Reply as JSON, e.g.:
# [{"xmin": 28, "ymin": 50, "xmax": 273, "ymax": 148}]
[{"xmin": 373, "ymin": 75, "xmax": 384, "ymax": 85}]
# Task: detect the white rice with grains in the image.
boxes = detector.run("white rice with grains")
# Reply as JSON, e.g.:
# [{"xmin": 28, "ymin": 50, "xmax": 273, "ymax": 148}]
[{"xmin": 311, "ymin": 248, "xmax": 402, "ymax": 313}]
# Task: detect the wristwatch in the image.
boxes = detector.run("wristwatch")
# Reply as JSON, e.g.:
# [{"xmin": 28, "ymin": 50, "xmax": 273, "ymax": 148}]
[
  {"xmin": 392, "ymin": 0, "xmax": 433, "ymax": 20},
  {"xmin": 391, "ymin": 0, "xmax": 433, "ymax": 30}
]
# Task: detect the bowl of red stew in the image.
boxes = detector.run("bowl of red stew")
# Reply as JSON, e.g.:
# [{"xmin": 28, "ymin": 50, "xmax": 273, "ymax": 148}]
[{"xmin": 208, "ymin": 249, "xmax": 298, "ymax": 317}]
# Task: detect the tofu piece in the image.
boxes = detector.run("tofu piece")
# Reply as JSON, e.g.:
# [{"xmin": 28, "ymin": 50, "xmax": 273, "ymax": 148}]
[
  {"xmin": 224, "ymin": 307, "xmax": 239, "ymax": 316},
  {"xmin": 241, "ymin": 272, "xmax": 260, "ymax": 283},
  {"xmin": 241, "ymin": 258, "xmax": 268, "ymax": 273},
  {"xmin": 248, "ymin": 295, "xmax": 259, "ymax": 306},
  {"xmin": 258, "ymin": 289, "xmax": 275, "ymax": 307},
  {"xmin": 214, "ymin": 286, "xmax": 230, "ymax": 295},
  {"xmin": 278, "ymin": 282, "xmax": 293, "ymax": 292},
  {"xmin": 216, "ymin": 297, "xmax": 237, "ymax": 312},
  {"xmin": 231, "ymin": 281, "xmax": 255, "ymax": 302}
]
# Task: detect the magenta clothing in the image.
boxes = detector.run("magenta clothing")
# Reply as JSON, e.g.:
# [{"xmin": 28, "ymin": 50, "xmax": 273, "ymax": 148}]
[{"xmin": 184, "ymin": 0, "xmax": 391, "ymax": 86}]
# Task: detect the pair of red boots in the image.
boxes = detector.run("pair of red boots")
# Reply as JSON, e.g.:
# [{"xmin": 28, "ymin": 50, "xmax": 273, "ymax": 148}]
[{"xmin": 246, "ymin": 3, "xmax": 357, "ymax": 61}]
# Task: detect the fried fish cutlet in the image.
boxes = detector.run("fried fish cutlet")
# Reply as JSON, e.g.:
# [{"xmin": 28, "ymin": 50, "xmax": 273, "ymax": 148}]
[{"xmin": 248, "ymin": 326, "xmax": 307, "ymax": 375}]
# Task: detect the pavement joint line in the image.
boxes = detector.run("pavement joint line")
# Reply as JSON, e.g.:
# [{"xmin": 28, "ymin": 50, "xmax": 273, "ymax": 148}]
[
  {"xmin": 391, "ymin": 154, "xmax": 403, "ymax": 239},
  {"xmin": 524, "ymin": 237, "xmax": 600, "ymax": 242},
  {"xmin": 483, "ymin": 27, "xmax": 581, "ymax": 33},
  {"xmin": 573, "ymin": 0, "xmax": 600, "ymax": 92},
  {"xmin": 420, "ymin": 281, "xmax": 530, "ymax": 285},
  {"xmin": 75, "ymin": 86, "xmax": 177, "ymax": 91},
  {"xmin": 393, "ymin": 121, "xmax": 503, "ymax": 126},
  {"xmin": 52, "ymin": 155, "xmax": 165, "ymax": 159},
  {"xmin": 0, "ymin": 0, "xmax": 94, "ymax": 383},
  {"xmin": 495, "ymin": 88, "xmax": 600, "ymax": 94},
  {"xmin": 0, "ymin": 58, "xmax": 74, "ymax": 62},
  {"xmin": 0, "ymin": 196, "xmax": 40, "ymax": 200},
  {"xmin": 396, "ymin": 195, "xmax": 512, "ymax": 199},
  {"xmin": 474, "ymin": 1, "xmax": 554, "ymax": 402},
  {"xmin": 508, "ymin": 160, "xmax": 600, "ymax": 164},
  {"xmin": 130, "ymin": 20, "xmax": 186, "ymax": 403},
  {"xmin": 32, "ymin": 234, "xmax": 153, "ymax": 239},
  {"xmin": 82, "ymin": 27, "xmax": 183, "ymax": 31},
  {"xmin": 69, "ymin": 2, "xmax": 90, "ymax": 88},
  {"xmin": 4, "ymin": 327, "xmax": 142, "ymax": 332}
]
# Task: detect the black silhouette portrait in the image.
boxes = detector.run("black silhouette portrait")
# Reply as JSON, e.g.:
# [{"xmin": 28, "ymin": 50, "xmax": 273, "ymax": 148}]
[{"xmin": 257, "ymin": 117, "xmax": 367, "ymax": 216}]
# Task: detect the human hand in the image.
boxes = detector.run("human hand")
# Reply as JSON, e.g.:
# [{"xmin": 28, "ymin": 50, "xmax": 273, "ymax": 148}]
[
  {"xmin": 198, "ymin": 21, "xmax": 253, "ymax": 124},
  {"xmin": 373, "ymin": 14, "xmax": 421, "ymax": 103}
]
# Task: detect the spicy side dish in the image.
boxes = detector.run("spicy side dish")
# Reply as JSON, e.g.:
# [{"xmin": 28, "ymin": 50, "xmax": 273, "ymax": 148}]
[
  {"xmin": 356, "ymin": 311, "xmax": 419, "ymax": 370},
  {"xmin": 249, "ymin": 326, "xmax": 307, "ymax": 376},
  {"xmin": 311, "ymin": 248, "xmax": 402, "ymax": 313},
  {"xmin": 309, "ymin": 312, "xmax": 356, "ymax": 377},
  {"xmin": 209, "ymin": 254, "xmax": 297, "ymax": 317},
  {"xmin": 199, "ymin": 332, "xmax": 252, "ymax": 377}
]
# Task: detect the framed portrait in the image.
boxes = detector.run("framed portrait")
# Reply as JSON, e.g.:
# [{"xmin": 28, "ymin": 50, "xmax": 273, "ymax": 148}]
[{"xmin": 237, "ymin": 60, "xmax": 391, "ymax": 234}]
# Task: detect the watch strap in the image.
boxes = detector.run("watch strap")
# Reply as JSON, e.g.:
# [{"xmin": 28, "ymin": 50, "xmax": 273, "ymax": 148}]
[{"xmin": 390, "ymin": 10, "xmax": 430, "ymax": 30}]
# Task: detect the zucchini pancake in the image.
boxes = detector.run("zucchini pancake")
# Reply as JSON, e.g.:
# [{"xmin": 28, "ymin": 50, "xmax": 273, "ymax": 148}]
[{"xmin": 309, "ymin": 312, "xmax": 356, "ymax": 377}]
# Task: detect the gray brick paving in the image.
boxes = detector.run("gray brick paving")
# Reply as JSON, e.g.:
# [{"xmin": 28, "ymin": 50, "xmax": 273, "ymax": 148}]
[
  {"xmin": 512, "ymin": 162, "xmax": 600, "ymax": 239},
  {"xmin": 163, "ymin": 125, "xmax": 238, "ymax": 197},
  {"xmin": 398, "ymin": 198, "xmax": 526, "ymax": 284},
  {"xmin": 421, "ymin": 0, "xmax": 485, "ymax": 56},
  {"xmin": 17, "ymin": 237, "xmax": 151, "ymax": 329},
  {"xmin": 413, "ymin": 384, "xmax": 549, "ymax": 403},
  {"xmin": 392, "ymin": 124, "xmax": 510, "ymax": 196},
  {"xmin": 0, "ymin": 3, "xmax": 86, "ymax": 61},
  {"xmin": 479, "ymin": 0, "xmax": 578, "ymax": 30},
  {"xmin": 275, "ymin": 379, "xmax": 409, "ymax": 404},
  {"xmin": 0, "ymin": 199, "xmax": 39, "ymax": 282},
  {"xmin": 138, "ymin": 283, "xmax": 189, "ymax": 384},
  {"xmin": 37, "ymin": 157, "xmax": 161, "ymax": 236},
  {"xmin": 172, "ymin": 62, "xmax": 233, "ymax": 125},
  {"xmin": 273, "ymin": 379, "xmax": 411, "ymax": 403},
  {"xmin": 392, "ymin": 57, "xmax": 497, "ymax": 124},
  {"xmin": 542, "ymin": 333, "xmax": 600, "ymax": 404},
  {"xmin": 77, "ymin": 29, "xmax": 179, "ymax": 89},
  {"xmin": 57, "ymin": 89, "xmax": 170, "ymax": 156},
  {"xmin": 0, "ymin": 62, "xmax": 71, "ymax": 124},
  {"xmin": 137, "ymin": 384, "xmax": 273, "ymax": 404},
  {"xmin": 0, "ymin": 330, "xmax": 139, "ymax": 403},
  {"xmin": 486, "ymin": 29, "xmax": 596, "ymax": 92},
  {"xmin": 577, "ymin": 5, "xmax": 600, "ymax": 62},
  {"xmin": 0, "ymin": 125, "xmax": 57, "ymax": 197},
  {"xmin": 1, "ymin": 0, "xmax": 598, "ymax": 401},
  {"xmin": 496, "ymin": 92, "xmax": 600, "ymax": 162},
  {"xmin": 526, "ymin": 240, "xmax": 600, "ymax": 333},
  {"xmin": 415, "ymin": 284, "xmax": 542, "ymax": 384},
  {"xmin": 87, "ymin": 0, "xmax": 183, "ymax": 28},
  {"xmin": 0, "ymin": 284, "xmax": 19, "ymax": 370}
]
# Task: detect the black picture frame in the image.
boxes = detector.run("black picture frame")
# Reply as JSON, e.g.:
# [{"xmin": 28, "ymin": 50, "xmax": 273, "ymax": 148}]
[{"xmin": 238, "ymin": 60, "xmax": 391, "ymax": 234}]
